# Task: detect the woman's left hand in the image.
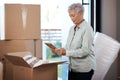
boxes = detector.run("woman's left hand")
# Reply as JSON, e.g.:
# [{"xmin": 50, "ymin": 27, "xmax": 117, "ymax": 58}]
[{"xmin": 55, "ymin": 48, "xmax": 66, "ymax": 55}]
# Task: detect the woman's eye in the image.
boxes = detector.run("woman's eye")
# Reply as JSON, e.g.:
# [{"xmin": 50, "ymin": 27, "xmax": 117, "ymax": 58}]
[{"xmin": 70, "ymin": 15, "xmax": 75, "ymax": 17}]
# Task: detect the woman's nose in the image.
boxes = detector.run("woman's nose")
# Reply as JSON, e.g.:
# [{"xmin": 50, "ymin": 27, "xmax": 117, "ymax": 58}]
[{"xmin": 71, "ymin": 17, "xmax": 75, "ymax": 21}]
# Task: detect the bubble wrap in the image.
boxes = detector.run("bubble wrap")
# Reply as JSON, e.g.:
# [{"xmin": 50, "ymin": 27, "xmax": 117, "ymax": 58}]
[{"xmin": 92, "ymin": 32, "xmax": 120, "ymax": 80}]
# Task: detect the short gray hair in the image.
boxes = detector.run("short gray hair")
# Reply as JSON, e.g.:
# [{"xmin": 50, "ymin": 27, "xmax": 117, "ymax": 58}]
[{"xmin": 68, "ymin": 3, "xmax": 84, "ymax": 13}]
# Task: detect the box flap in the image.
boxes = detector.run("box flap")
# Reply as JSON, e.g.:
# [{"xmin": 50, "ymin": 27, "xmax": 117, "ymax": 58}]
[
  {"xmin": 5, "ymin": 52, "xmax": 31, "ymax": 67},
  {"xmin": 5, "ymin": 51, "xmax": 67, "ymax": 68},
  {"xmin": 34, "ymin": 61, "xmax": 67, "ymax": 68},
  {"xmin": 47, "ymin": 61, "xmax": 67, "ymax": 65}
]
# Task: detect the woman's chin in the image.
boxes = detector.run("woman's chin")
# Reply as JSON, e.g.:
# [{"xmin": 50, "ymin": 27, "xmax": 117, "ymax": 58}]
[{"xmin": 73, "ymin": 22, "xmax": 77, "ymax": 24}]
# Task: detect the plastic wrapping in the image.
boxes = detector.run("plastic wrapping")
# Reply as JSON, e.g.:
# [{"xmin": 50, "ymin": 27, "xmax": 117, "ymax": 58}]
[{"xmin": 92, "ymin": 32, "xmax": 120, "ymax": 80}]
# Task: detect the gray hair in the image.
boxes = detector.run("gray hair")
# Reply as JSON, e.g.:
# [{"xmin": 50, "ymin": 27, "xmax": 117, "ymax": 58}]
[{"xmin": 68, "ymin": 3, "xmax": 84, "ymax": 13}]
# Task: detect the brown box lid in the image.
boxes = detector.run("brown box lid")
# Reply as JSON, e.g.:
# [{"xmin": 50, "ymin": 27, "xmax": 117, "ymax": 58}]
[
  {"xmin": 5, "ymin": 52, "xmax": 31, "ymax": 67},
  {"xmin": 5, "ymin": 52, "xmax": 66, "ymax": 68}
]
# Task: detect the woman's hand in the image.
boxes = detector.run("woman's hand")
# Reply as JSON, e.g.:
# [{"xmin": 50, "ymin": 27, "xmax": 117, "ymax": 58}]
[
  {"xmin": 51, "ymin": 48, "xmax": 66, "ymax": 55},
  {"xmin": 60, "ymin": 48, "xmax": 66, "ymax": 55}
]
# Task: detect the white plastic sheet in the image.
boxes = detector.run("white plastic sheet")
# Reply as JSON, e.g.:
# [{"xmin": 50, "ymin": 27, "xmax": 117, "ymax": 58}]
[{"xmin": 92, "ymin": 32, "xmax": 120, "ymax": 80}]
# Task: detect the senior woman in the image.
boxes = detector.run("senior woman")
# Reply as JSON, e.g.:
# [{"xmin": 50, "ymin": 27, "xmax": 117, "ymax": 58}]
[{"xmin": 51, "ymin": 3, "xmax": 96, "ymax": 80}]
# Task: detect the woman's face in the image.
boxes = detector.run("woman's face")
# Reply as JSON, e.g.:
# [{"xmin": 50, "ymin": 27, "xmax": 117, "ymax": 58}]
[{"xmin": 69, "ymin": 10, "xmax": 83, "ymax": 25}]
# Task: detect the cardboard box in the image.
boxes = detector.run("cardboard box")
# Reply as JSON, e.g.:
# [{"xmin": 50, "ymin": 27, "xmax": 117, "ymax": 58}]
[
  {"xmin": 0, "ymin": 4, "xmax": 40, "ymax": 40},
  {"xmin": 35, "ymin": 39, "xmax": 42, "ymax": 59},
  {"xmin": 5, "ymin": 52, "xmax": 65, "ymax": 80},
  {"xmin": 3, "ymin": 52, "xmax": 33, "ymax": 80},
  {"xmin": 0, "ymin": 39, "xmax": 42, "ymax": 60},
  {"xmin": 0, "ymin": 40, "xmax": 34, "ymax": 60},
  {"xmin": 3, "ymin": 59, "xmax": 14, "ymax": 80},
  {"xmin": 0, "ymin": 62, "xmax": 3, "ymax": 80}
]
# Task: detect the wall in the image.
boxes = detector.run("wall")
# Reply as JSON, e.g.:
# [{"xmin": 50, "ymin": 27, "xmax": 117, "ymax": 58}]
[
  {"xmin": 101, "ymin": 0, "xmax": 117, "ymax": 39},
  {"xmin": 101, "ymin": 0, "xmax": 118, "ymax": 80},
  {"xmin": 117, "ymin": 0, "xmax": 120, "ymax": 80},
  {"xmin": 117, "ymin": 0, "xmax": 120, "ymax": 42}
]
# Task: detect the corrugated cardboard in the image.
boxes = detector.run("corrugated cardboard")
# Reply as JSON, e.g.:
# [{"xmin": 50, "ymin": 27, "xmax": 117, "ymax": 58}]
[
  {"xmin": 13, "ymin": 64, "xmax": 57, "ymax": 80},
  {"xmin": 0, "ymin": 40, "xmax": 35, "ymax": 60},
  {"xmin": 0, "ymin": 4, "xmax": 40, "ymax": 40},
  {"xmin": 3, "ymin": 52, "xmax": 33, "ymax": 80},
  {"xmin": 35, "ymin": 39, "xmax": 42, "ymax": 59},
  {"xmin": 5, "ymin": 52, "xmax": 65, "ymax": 80},
  {"xmin": 0, "ymin": 62, "xmax": 3, "ymax": 80},
  {"xmin": 3, "ymin": 59, "xmax": 14, "ymax": 80},
  {"xmin": 0, "ymin": 39, "xmax": 43, "ymax": 60}
]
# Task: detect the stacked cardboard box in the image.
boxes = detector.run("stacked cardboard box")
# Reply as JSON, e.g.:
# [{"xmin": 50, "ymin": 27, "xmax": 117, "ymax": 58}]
[
  {"xmin": 0, "ymin": 4, "xmax": 42, "ymax": 80},
  {"xmin": 0, "ymin": 3, "xmax": 42, "ymax": 58},
  {"xmin": 0, "ymin": 4, "xmax": 41, "ymax": 40},
  {"xmin": 0, "ymin": 39, "xmax": 42, "ymax": 60}
]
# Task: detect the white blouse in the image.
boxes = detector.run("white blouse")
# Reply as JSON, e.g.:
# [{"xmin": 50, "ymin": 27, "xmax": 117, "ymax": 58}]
[{"xmin": 65, "ymin": 21, "xmax": 96, "ymax": 72}]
